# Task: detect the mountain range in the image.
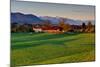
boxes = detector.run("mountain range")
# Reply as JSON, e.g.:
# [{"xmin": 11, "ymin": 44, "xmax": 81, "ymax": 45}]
[
  {"xmin": 11, "ymin": 12, "xmax": 43, "ymax": 24},
  {"xmin": 11, "ymin": 12, "xmax": 95, "ymax": 25}
]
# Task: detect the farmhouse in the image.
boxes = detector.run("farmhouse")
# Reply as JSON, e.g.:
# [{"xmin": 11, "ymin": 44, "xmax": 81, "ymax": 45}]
[
  {"xmin": 33, "ymin": 26, "xmax": 63, "ymax": 33},
  {"xmin": 42, "ymin": 26, "xmax": 63, "ymax": 33}
]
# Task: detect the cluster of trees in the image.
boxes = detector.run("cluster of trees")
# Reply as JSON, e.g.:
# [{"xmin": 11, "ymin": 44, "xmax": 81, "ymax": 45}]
[
  {"xmin": 78, "ymin": 21, "xmax": 95, "ymax": 33},
  {"xmin": 58, "ymin": 19, "xmax": 95, "ymax": 33},
  {"xmin": 11, "ymin": 23, "xmax": 33, "ymax": 32},
  {"xmin": 59, "ymin": 19, "xmax": 71, "ymax": 32}
]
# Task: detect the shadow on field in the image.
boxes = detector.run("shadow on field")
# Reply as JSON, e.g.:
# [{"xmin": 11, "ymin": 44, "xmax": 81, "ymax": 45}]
[
  {"xmin": 12, "ymin": 33, "xmax": 80, "ymax": 43},
  {"xmin": 11, "ymin": 39, "xmax": 78, "ymax": 50},
  {"xmin": 11, "ymin": 33, "xmax": 79, "ymax": 49}
]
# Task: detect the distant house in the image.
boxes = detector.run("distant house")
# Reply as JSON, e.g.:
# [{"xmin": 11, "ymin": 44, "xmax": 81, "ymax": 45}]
[
  {"xmin": 33, "ymin": 27, "xmax": 42, "ymax": 32},
  {"xmin": 33, "ymin": 26, "xmax": 63, "ymax": 33}
]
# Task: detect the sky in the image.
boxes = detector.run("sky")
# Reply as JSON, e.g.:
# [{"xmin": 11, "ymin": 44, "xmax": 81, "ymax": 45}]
[{"xmin": 11, "ymin": 0, "xmax": 95, "ymax": 20}]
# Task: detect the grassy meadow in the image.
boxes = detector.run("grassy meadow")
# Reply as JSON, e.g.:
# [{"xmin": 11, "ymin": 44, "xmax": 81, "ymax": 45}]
[{"xmin": 11, "ymin": 32, "xmax": 95, "ymax": 66}]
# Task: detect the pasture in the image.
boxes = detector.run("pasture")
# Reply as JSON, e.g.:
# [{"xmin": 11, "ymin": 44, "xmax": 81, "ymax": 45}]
[{"xmin": 11, "ymin": 32, "xmax": 95, "ymax": 66}]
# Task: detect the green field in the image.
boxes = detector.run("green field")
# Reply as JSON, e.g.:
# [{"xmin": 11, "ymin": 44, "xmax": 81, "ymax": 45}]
[{"xmin": 11, "ymin": 33, "xmax": 95, "ymax": 66}]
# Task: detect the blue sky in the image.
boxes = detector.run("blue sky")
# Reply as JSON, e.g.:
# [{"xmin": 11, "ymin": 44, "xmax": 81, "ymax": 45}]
[{"xmin": 11, "ymin": 0, "xmax": 95, "ymax": 20}]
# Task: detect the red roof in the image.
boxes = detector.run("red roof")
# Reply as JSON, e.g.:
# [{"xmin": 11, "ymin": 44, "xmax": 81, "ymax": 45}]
[
  {"xmin": 42, "ymin": 26, "xmax": 62, "ymax": 30},
  {"xmin": 33, "ymin": 26, "xmax": 63, "ymax": 31}
]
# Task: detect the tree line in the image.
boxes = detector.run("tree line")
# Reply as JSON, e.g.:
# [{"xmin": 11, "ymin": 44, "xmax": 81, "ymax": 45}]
[
  {"xmin": 11, "ymin": 20, "xmax": 95, "ymax": 33},
  {"xmin": 58, "ymin": 19, "xmax": 95, "ymax": 33}
]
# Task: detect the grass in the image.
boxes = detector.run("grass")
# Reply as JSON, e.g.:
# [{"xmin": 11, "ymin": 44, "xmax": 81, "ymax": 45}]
[{"xmin": 11, "ymin": 32, "xmax": 95, "ymax": 66}]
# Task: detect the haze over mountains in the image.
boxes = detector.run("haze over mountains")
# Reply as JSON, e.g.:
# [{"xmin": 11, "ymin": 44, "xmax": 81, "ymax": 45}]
[{"xmin": 11, "ymin": 12, "xmax": 95, "ymax": 25}]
